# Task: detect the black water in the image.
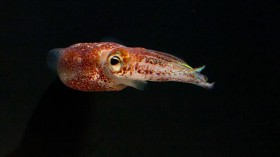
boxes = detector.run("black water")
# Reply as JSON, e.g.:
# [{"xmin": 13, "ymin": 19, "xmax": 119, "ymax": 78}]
[{"xmin": 1, "ymin": 0, "xmax": 278, "ymax": 157}]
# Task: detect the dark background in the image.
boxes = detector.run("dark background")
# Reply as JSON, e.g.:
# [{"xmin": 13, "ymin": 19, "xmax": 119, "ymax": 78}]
[{"xmin": 0, "ymin": 0, "xmax": 279, "ymax": 157}]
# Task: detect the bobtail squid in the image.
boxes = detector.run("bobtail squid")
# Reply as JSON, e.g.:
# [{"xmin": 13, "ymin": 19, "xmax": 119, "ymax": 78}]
[{"xmin": 47, "ymin": 42, "xmax": 214, "ymax": 91}]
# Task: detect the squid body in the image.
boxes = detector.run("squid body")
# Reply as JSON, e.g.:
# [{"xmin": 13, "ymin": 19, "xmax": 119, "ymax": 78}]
[{"xmin": 47, "ymin": 42, "xmax": 214, "ymax": 91}]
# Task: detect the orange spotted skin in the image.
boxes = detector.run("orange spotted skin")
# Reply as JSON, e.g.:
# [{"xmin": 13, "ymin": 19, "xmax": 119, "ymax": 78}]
[
  {"xmin": 52, "ymin": 42, "xmax": 213, "ymax": 91},
  {"xmin": 57, "ymin": 42, "xmax": 126, "ymax": 91}
]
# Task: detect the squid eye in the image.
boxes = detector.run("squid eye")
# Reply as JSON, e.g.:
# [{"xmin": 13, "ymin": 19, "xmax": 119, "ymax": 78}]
[
  {"xmin": 108, "ymin": 55, "xmax": 123, "ymax": 72},
  {"xmin": 110, "ymin": 56, "xmax": 120, "ymax": 65}
]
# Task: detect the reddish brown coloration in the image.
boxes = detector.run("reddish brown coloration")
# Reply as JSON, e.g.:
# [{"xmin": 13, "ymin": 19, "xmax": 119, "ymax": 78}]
[
  {"xmin": 50, "ymin": 42, "xmax": 213, "ymax": 91},
  {"xmin": 57, "ymin": 43, "xmax": 126, "ymax": 91}
]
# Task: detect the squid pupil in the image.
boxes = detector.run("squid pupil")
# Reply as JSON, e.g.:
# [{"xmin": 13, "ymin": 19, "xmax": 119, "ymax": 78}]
[{"xmin": 110, "ymin": 56, "xmax": 120, "ymax": 65}]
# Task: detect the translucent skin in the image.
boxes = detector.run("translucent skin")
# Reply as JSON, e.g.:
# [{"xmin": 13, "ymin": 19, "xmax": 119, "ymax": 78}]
[{"xmin": 48, "ymin": 42, "xmax": 214, "ymax": 91}]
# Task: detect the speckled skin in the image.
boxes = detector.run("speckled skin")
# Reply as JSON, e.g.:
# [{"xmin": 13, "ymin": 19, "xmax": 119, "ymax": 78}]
[
  {"xmin": 52, "ymin": 42, "xmax": 213, "ymax": 91},
  {"xmin": 57, "ymin": 42, "xmax": 126, "ymax": 91}
]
